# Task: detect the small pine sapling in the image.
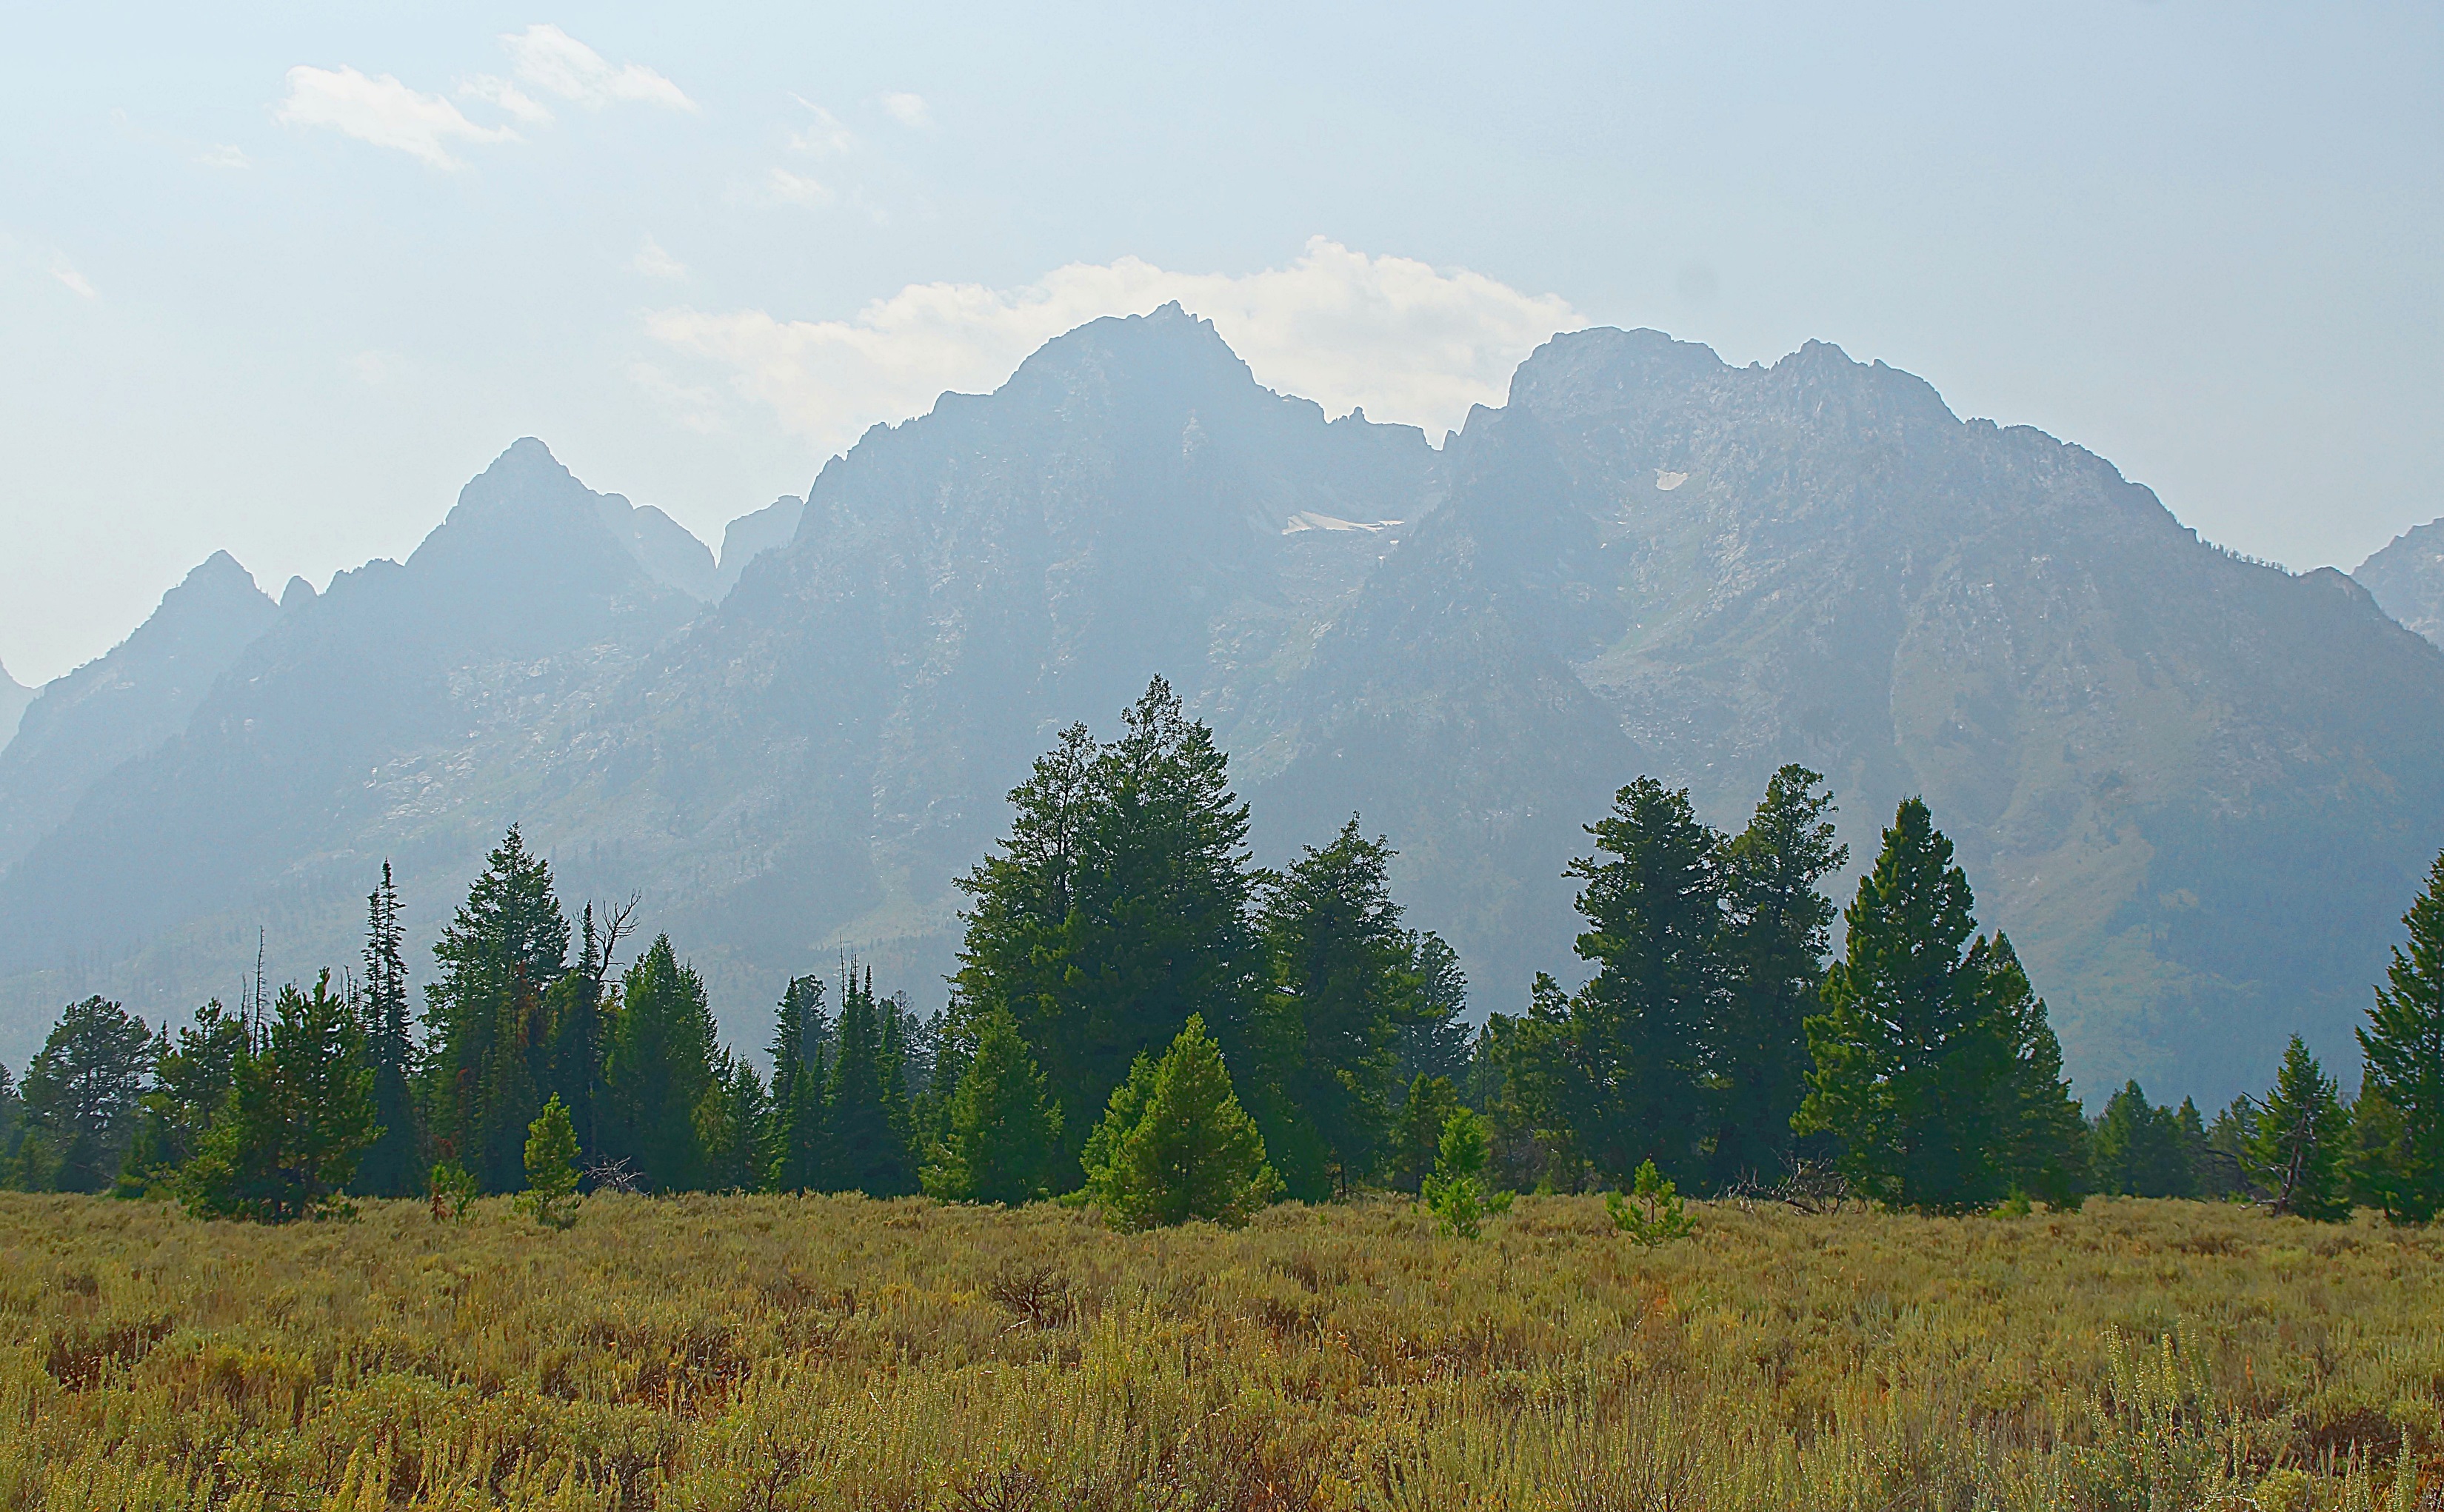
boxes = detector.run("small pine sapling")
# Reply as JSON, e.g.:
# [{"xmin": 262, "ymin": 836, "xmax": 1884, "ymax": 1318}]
[
  {"xmin": 1420, "ymin": 1107, "xmax": 1511, "ymax": 1238},
  {"xmin": 1606, "ymin": 1159, "xmax": 1697, "ymax": 1248},
  {"xmin": 428, "ymin": 1158, "xmax": 478, "ymax": 1223},
  {"xmin": 515, "ymin": 1094, "xmax": 581, "ymax": 1229}
]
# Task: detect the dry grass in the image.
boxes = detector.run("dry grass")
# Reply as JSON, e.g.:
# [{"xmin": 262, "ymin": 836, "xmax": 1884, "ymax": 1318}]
[{"xmin": 2, "ymin": 1191, "xmax": 2440, "ymax": 1509}]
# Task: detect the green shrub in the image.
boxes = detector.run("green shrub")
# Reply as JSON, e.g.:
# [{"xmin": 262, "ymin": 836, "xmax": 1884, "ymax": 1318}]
[
  {"xmin": 1606, "ymin": 1159, "xmax": 1696, "ymax": 1248},
  {"xmin": 515, "ymin": 1095, "xmax": 581, "ymax": 1229},
  {"xmin": 1420, "ymin": 1107, "xmax": 1511, "ymax": 1238}
]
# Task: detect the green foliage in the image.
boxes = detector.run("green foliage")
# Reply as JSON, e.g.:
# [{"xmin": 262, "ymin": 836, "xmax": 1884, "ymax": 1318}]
[
  {"xmin": 1794, "ymin": 798, "xmax": 2088, "ymax": 1213},
  {"xmin": 952, "ymin": 679, "xmax": 1264, "ymax": 1176},
  {"xmin": 1421, "ymin": 1107, "xmax": 1511, "ymax": 1238},
  {"xmin": 764, "ymin": 974, "xmax": 830, "ymax": 1192},
  {"xmin": 16, "ymin": 995, "xmax": 153, "ymax": 1193},
  {"xmin": 116, "ymin": 1000, "xmax": 247, "ymax": 1197},
  {"xmin": 428, "ymin": 1158, "xmax": 478, "ymax": 1222},
  {"xmin": 353, "ymin": 862, "xmax": 424, "ymax": 1199},
  {"xmin": 1395, "ymin": 931, "xmax": 1472, "ymax": 1087},
  {"xmin": 1391, "ymin": 1074, "xmax": 1462, "ymax": 1194},
  {"xmin": 2243, "ymin": 1035, "xmax": 2351, "ymax": 1222},
  {"xmin": 1252, "ymin": 818, "xmax": 1424, "ymax": 1198},
  {"xmin": 2356, "ymin": 845, "xmax": 2444, "ymax": 1222},
  {"xmin": 827, "ymin": 968, "xmax": 916, "ymax": 1197},
  {"xmin": 180, "ymin": 972, "xmax": 378, "ymax": 1222},
  {"xmin": 923, "ymin": 1006, "xmax": 1063, "ymax": 1204},
  {"xmin": 515, "ymin": 1095, "xmax": 581, "ymax": 1229},
  {"xmin": 421, "ymin": 826, "xmax": 570, "ymax": 1193},
  {"xmin": 2090, "ymin": 1080, "xmax": 2197, "ymax": 1198},
  {"xmin": 1081, "ymin": 1016, "xmax": 1280, "ymax": 1229},
  {"xmin": 1606, "ymin": 1158, "xmax": 1697, "ymax": 1248},
  {"xmin": 601, "ymin": 935, "xmax": 719, "ymax": 1194},
  {"xmin": 1708, "ymin": 765, "xmax": 1846, "ymax": 1188}
]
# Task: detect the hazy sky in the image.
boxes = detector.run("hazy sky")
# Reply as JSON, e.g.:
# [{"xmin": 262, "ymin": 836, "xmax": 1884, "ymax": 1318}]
[{"xmin": 4, "ymin": 2, "xmax": 2437, "ymax": 684}]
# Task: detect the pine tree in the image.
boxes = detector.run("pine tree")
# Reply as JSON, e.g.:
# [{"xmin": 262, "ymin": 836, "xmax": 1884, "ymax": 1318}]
[
  {"xmin": 118, "ymin": 1001, "xmax": 249, "ymax": 1196},
  {"xmin": 600, "ymin": 935, "xmax": 718, "ymax": 1193},
  {"xmin": 517, "ymin": 1094, "xmax": 581, "ymax": 1228},
  {"xmin": 541, "ymin": 901, "xmax": 626, "ymax": 1168},
  {"xmin": 2349, "ymin": 1080, "xmax": 2411, "ymax": 1218},
  {"xmin": 1518, "ymin": 778, "xmax": 1726, "ymax": 1187},
  {"xmin": 353, "ymin": 863, "xmax": 424, "ymax": 1197},
  {"xmin": 1794, "ymin": 798, "xmax": 2086, "ymax": 1212},
  {"xmin": 18, "ymin": 996, "xmax": 153, "ymax": 1192},
  {"xmin": 923, "ymin": 1006, "xmax": 1062, "ymax": 1203},
  {"xmin": 1081, "ymin": 1016, "xmax": 1279, "ymax": 1229},
  {"xmin": 2090, "ymin": 1081, "xmax": 2195, "ymax": 1198},
  {"xmin": 181, "ymin": 972, "xmax": 379, "ymax": 1222},
  {"xmin": 422, "ymin": 826, "xmax": 570, "ymax": 1191},
  {"xmin": 1395, "ymin": 932, "xmax": 1472, "ymax": 1086},
  {"xmin": 765, "ymin": 975, "xmax": 832, "ymax": 1192},
  {"xmin": 2355, "ymin": 847, "xmax": 2444, "ymax": 1222},
  {"xmin": 2244, "ymin": 1035, "xmax": 2351, "ymax": 1222},
  {"xmin": 954, "ymin": 679, "xmax": 1263, "ymax": 1172},
  {"xmin": 0, "ymin": 1063, "xmax": 21, "ymax": 1175},
  {"xmin": 1252, "ymin": 818, "xmax": 1423, "ymax": 1197},
  {"xmin": 826, "ymin": 968, "xmax": 915, "ymax": 1196},
  {"xmin": 1391, "ymin": 1074, "xmax": 1463, "ymax": 1194},
  {"xmin": 1707, "ymin": 765, "xmax": 1846, "ymax": 1188}
]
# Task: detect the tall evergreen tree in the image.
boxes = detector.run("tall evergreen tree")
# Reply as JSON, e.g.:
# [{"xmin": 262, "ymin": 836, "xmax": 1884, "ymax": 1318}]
[
  {"xmin": 1395, "ymin": 932, "xmax": 1472, "ymax": 1086},
  {"xmin": 422, "ymin": 826, "xmax": 570, "ymax": 1191},
  {"xmin": 601, "ymin": 935, "xmax": 718, "ymax": 1193},
  {"xmin": 1390, "ymin": 1074, "xmax": 1463, "ymax": 1194},
  {"xmin": 1794, "ymin": 798, "xmax": 2087, "ymax": 1212},
  {"xmin": 1253, "ymin": 818, "xmax": 1423, "ymax": 1197},
  {"xmin": 827, "ymin": 967, "xmax": 915, "ymax": 1196},
  {"xmin": 2244, "ymin": 1034, "xmax": 2351, "ymax": 1222},
  {"xmin": 353, "ymin": 863, "xmax": 423, "ymax": 1197},
  {"xmin": 2355, "ymin": 846, "xmax": 2444, "ymax": 1222},
  {"xmin": 953, "ymin": 678, "xmax": 1263, "ymax": 1171},
  {"xmin": 765, "ymin": 974, "xmax": 832, "ymax": 1193},
  {"xmin": 541, "ymin": 902, "xmax": 621, "ymax": 1168},
  {"xmin": 181, "ymin": 973, "xmax": 379, "ymax": 1222},
  {"xmin": 1511, "ymin": 778, "xmax": 1726, "ymax": 1187},
  {"xmin": 17, "ymin": 996, "xmax": 153, "ymax": 1192},
  {"xmin": 1707, "ymin": 765, "xmax": 1846, "ymax": 1187},
  {"xmin": 922, "ymin": 1005, "xmax": 1062, "ymax": 1204},
  {"xmin": 0, "ymin": 1063, "xmax": 21, "ymax": 1174}
]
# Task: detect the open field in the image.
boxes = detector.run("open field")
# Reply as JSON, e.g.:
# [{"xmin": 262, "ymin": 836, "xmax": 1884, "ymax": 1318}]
[{"xmin": 3, "ymin": 1194, "xmax": 2440, "ymax": 1511}]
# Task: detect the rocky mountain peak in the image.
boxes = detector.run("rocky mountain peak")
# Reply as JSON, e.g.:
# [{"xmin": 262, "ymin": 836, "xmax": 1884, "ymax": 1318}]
[{"xmin": 2356, "ymin": 514, "xmax": 2444, "ymax": 649}]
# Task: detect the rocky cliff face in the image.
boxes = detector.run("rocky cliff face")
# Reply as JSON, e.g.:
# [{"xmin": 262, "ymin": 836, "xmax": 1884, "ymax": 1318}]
[
  {"xmin": 2357, "ymin": 515, "xmax": 2444, "ymax": 649},
  {"xmin": 2, "ymin": 315, "xmax": 2437, "ymax": 1105}
]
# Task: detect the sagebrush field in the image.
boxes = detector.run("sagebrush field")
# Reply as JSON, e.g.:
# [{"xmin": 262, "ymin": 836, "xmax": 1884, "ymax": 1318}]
[{"xmin": 4, "ymin": 1192, "xmax": 2440, "ymax": 1511}]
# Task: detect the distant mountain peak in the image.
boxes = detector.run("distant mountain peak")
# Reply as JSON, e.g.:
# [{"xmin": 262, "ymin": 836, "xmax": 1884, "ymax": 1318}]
[{"xmin": 2356, "ymin": 514, "xmax": 2444, "ymax": 649}]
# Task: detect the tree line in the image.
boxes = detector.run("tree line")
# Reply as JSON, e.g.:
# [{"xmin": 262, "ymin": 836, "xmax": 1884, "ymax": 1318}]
[{"xmin": 1, "ymin": 676, "xmax": 2440, "ymax": 1228}]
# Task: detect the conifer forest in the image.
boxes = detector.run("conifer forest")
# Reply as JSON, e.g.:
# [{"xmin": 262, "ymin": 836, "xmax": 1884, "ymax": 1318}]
[{"xmin": 5, "ymin": 676, "xmax": 2444, "ymax": 1508}]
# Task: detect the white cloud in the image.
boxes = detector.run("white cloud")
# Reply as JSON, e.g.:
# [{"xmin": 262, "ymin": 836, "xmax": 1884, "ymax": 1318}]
[
  {"xmin": 196, "ymin": 144, "xmax": 250, "ymax": 170},
  {"xmin": 789, "ymin": 96, "xmax": 855, "ymax": 155},
  {"xmin": 501, "ymin": 24, "xmax": 693, "ymax": 111},
  {"xmin": 766, "ymin": 167, "xmax": 835, "ymax": 207},
  {"xmin": 50, "ymin": 255, "xmax": 98, "ymax": 300},
  {"xmin": 647, "ymin": 238, "xmax": 1583, "ymax": 452},
  {"xmin": 632, "ymin": 236, "xmax": 687, "ymax": 280},
  {"xmin": 277, "ymin": 64, "xmax": 518, "ymax": 169},
  {"xmin": 880, "ymin": 92, "xmax": 931, "ymax": 127},
  {"xmin": 460, "ymin": 74, "xmax": 554, "ymax": 126}
]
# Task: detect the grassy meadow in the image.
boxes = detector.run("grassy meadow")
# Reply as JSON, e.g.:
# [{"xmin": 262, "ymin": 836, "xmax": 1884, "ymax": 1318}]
[{"xmin": 3, "ymin": 1192, "xmax": 2440, "ymax": 1511}]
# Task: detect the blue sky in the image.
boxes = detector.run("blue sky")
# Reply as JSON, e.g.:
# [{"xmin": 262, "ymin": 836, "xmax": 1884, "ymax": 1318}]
[{"xmin": 4, "ymin": 2, "xmax": 2438, "ymax": 683}]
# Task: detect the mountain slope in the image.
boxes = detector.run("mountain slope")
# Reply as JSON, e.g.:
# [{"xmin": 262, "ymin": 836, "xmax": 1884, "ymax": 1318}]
[
  {"xmin": 0, "ymin": 553, "xmax": 278, "ymax": 874},
  {"xmin": 0, "ymin": 439, "xmax": 701, "ymax": 988},
  {"xmin": 0, "ymin": 663, "xmax": 31, "ymax": 753},
  {"xmin": 2357, "ymin": 515, "xmax": 2444, "ymax": 648},
  {"xmin": 713, "ymin": 495, "xmax": 805, "ymax": 598},
  {"xmin": 2, "ymin": 318, "xmax": 2437, "ymax": 1107},
  {"xmin": 1259, "ymin": 328, "xmax": 2444, "ymax": 1095}
]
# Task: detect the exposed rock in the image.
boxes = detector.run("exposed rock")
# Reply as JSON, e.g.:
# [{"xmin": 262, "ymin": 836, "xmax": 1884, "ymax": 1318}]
[{"xmin": 2356, "ymin": 515, "xmax": 2444, "ymax": 648}]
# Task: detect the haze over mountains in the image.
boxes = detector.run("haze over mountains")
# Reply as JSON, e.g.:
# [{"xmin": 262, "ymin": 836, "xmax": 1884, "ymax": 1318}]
[
  {"xmin": 3, "ymin": 305, "xmax": 2440, "ymax": 1105},
  {"xmin": 2357, "ymin": 518, "xmax": 2444, "ymax": 651}
]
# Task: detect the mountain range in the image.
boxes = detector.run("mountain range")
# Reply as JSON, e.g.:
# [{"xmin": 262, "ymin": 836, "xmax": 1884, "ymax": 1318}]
[{"xmin": 2, "ymin": 304, "xmax": 2440, "ymax": 1106}]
